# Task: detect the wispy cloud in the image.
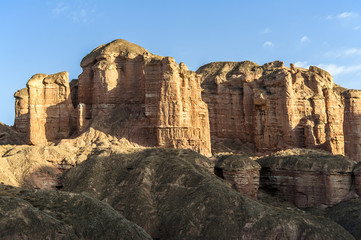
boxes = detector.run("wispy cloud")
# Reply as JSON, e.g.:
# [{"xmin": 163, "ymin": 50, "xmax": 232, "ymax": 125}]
[
  {"xmin": 318, "ymin": 63, "xmax": 361, "ymax": 76},
  {"xmin": 325, "ymin": 48, "xmax": 361, "ymax": 58},
  {"xmin": 294, "ymin": 61, "xmax": 309, "ymax": 68},
  {"xmin": 327, "ymin": 12, "xmax": 357, "ymax": 20},
  {"xmin": 51, "ymin": 0, "xmax": 95, "ymax": 23},
  {"xmin": 300, "ymin": 36, "xmax": 310, "ymax": 43},
  {"xmin": 263, "ymin": 41, "xmax": 273, "ymax": 47},
  {"xmin": 262, "ymin": 28, "xmax": 271, "ymax": 34},
  {"xmin": 354, "ymin": 25, "xmax": 361, "ymax": 30}
]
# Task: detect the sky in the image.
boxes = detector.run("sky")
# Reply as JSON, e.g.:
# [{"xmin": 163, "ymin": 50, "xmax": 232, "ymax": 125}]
[{"xmin": 1, "ymin": 0, "xmax": 361, "ymax": 125}]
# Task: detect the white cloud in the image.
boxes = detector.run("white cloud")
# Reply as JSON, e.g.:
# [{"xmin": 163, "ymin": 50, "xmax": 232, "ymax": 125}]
[
  {"xmin": 337, "ymin": 12, "xmax": 354, "ymax": 19},
  {"xmin": 300, "ymin": 36, "xmax": 310, "ymax": 43},
  {"xmin": 354, "ymin": 26, "xmax": 361, "ymax": 30},
  {"xmin": 294, "ymin": 61, "xmax": 309, "ymax": 68},
  {"xmin": 263, "ymin": 41, "xmax": 273, "ymax": 47},
  {"xmin": 51, "ymin": 0, "xmax": 95, "ymax": 23},
  {"xmin": 318, "ymin": 63, "xmax": 361, "ymax": 76},
  {"xmin": 326, "ymin": 12, "xmax": 357, "ymax": 20},
  {"xmin": 325, "ymin": 48, "xmax": 361, "ymax": 58},
  {"xmin": 345, "ymin": 48, "xmax": 361, "ymax": 55}
]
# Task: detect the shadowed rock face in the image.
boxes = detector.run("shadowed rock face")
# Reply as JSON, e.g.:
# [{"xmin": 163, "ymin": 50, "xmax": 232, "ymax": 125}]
[
  {"xmin": 257, "ymin": 149, "xmax": 356, "ymax": 208},
  {"xmin": 0, "ymin": 185, "xmax": 152, "ymax": 240},
  {"xmin": 0, "ymin": 123, "xmax": 25, "ymax": 145},
  {"xmin": 197, "ymin": 61, "xmax": 346, "ymax": 157},
  {"xmin": 63, "ymin": 148, "xmax": 353, "ymax": 240},
  {"xmin": 215, "ymin": 154, "xmax": 261, "ymax": 199}
]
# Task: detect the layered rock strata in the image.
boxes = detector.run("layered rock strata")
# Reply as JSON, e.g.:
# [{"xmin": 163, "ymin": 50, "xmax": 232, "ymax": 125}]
[
  {"xmin": 215, "ymin": 154, "xmax": 261, "ymax": 199},
  {"xmin": 257, "ymin": 149, "xmax": 355, "ymax": 208},
  {"xmin": 14, "ymin": 72, "xmax": 75, "ymax": 145},
  {"xmin": 197, "ymin": 61, "xmax": 345, "ymax": 156},
  {"xmin": 343, "ymin": 90, "xmax": 361, "ymax": 162},
  {"xmin": 77, "ymin": 39, "xmax": 211, "ymax": 156}
]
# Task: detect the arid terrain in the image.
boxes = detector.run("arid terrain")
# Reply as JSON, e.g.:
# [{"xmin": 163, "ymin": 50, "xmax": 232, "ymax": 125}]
[{"xmin": 1, "ymin": 39, "xmax": 361, "ymax": 239}]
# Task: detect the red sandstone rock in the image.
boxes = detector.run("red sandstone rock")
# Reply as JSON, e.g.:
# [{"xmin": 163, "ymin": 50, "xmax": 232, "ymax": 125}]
[
  {"xmin": 77, "ymin": 39, "xmax": 211, "ymax": 156},
  {"xmin": 343, "ymin": 90, "xmax": 361, "ymax": 162},
  {"xmin": 215, "ymin": 154, "xmax": 261, "ymax": 199},
  {"xmin": 197, "ymin": 61, "xmax": 345, "ymax": 157},
  {"xmin": 257, "ymin": 149, "xmax": 355, "ymax": 208},
  {"xmin": 14, "ymin": 72, "xmax": 75, "ymax": 145}
]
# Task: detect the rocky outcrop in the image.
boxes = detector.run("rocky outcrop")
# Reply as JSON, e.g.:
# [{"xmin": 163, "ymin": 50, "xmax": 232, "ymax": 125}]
[
  {"xmin": 0, "ymin": 185, "xmax": 152, "ymax": 239},
  {"xmin": 257, "ymin": 149, "xmax": 355, "ymax": 208},
  {"xmin": 78, "ymin": 39, "xmax": 211, "ymax": 156},
  {"xmin": 0, "ymin": 122, "xmax": 25, "ymax": 145},
  {"xmin": 63, "ymin": 148, "xmax": 354, "ymax": 240},
  {"xmin": 14, "ymin": 72, "xmax": 75, "ymax": 145},
  {"xmin": 343, "ymin": 90, "xmax": 361, "ymax": 162},
  {"xmin": 215, "ymin": 154, "xmax": 260, "ymax": 198},
  {"xmin": 197, "ymin": 61, "xmax": 345, "ymax": 156}
]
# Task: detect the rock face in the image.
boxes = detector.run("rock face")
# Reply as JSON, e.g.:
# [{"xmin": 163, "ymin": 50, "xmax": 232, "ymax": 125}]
[
  {"xmin": 0, "ymin": 122, "xmax": 25, "ymax": 145},
  {"xmin": 215, "ymin": 154, "xmax": 261, "ymax": 199},
  {"xmin": 0, "ymin": 185, "xmax": 152, "ymax": 240},
  {"xmin": 63, "ymin": 148, "xmax": 354, "ymax": 240},
  {"xmin": 197, "ymin": 61, "xmax": 345, "ymax": 156},
  {"xmin": 257, "ymin": 149, "xmax": 355, "ymax": 208},
  {"xmin": 343, "ymin": 90, "xmax": 361, "ymax": 162},
  {"xmin": 14, "ymin": 72, "xmax": 75, "ymax": 145},
  {"xmin": 77, "ymin": 39, "xmax": 211, "ymax": 156}
]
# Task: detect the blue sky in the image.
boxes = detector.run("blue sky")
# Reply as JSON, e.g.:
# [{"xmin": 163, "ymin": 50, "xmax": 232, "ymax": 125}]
[{"xmin": 1, "ymin": 0, "xmax": 361, "ymax": 125}]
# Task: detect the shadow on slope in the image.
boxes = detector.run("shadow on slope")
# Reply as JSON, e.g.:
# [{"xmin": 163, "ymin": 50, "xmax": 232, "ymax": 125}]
[{"xmin": 63, "ymin": 148, "xmax": 354, "ymax": 240}]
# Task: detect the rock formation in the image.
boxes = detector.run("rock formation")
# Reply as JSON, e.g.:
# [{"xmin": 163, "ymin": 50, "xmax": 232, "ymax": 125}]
[
  {"xmin": 63, "ymin": 147, "xmax": 353, "ymax": 240},
  {"xmin": 77, "ymin": 39, "xmax": 211, "ymax": 156},
  {"xmin": 257, "ymin": 149, "xmax": 356, "ymax": 208},
  {"xmin": 197, "ymin": 61, "xmax": 346, "ymax": 157},
  {"xmin": 14, "ymin": 72, "xmax": 75, "ymax": 145},
  {"xmin": 0, "ymin": 122, "xmax": 25, "ymax": 145},
  {"xmin": 215, "ymin": 154, "xmax": 261, "ymax": 199},
  {"xmin": 343, "ymin": 90, "xmax": 361, "ymax": 162}
]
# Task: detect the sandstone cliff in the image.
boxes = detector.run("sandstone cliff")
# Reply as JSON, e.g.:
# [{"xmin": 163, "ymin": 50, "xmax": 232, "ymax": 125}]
[
  {"xmin": 14, "ymin": 72, "xmax": 75, "ymax": 145},
  {"xmin": 77, "ymin": 39, "xmax": 211, "ymax": 156},
  {"xmin": 197, "ymin": 61, "xmax": 346, "ymax": 157}
]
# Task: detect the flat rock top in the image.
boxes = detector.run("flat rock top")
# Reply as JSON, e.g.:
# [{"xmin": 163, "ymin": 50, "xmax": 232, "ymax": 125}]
[
  {"xmin": 256, "ymin": 148, "xmax": 355, "ymax": 173},
  {"xmin": 216, "ymin": 154, "xmax": 261, "ymax": 170}
]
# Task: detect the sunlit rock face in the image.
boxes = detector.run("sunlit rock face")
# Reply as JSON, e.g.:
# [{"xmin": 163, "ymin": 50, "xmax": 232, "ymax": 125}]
[
  {"xmin": 78, "ymin": 39, "xmax": 211, "ymax": 156},
  {"xmin": 198, "ymin": 61, "xmax": 346, "ymax": 157},
  {"xmin": 14, "ymin": 72, "xmax": 75, "ymax": 145}
]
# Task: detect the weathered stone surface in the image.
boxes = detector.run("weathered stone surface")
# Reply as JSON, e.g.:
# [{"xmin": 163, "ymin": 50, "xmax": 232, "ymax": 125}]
[
  {"xmin": 215, "ymin": 154, "xmax": 260, "ymax": 199},
  {"xmin": 197, "ymin": 62, "xmax": 345, "ymax": 156},
  {"xmin": 343, "ymin": 89, "xmax": 361, "ymax": 162},
  {"xmin": 257, "ymin": 149, "xmax": 355, "ymax": 208},
  {"xmin": 78, "ymin": 39, "xmax": 211, "ymax": 156},
  {"xmin": 0, "ymin": 185, "xmax": 152, "ymax": 240},
  {"xmin": 14, "ymin": 72, "xmax": 75, "ymax": 145},
  {"xmin": 0, "ymin": 122, "xmax": 25, "ymax": 145},
  {"xmin": 353, "ymin": 162, "xmax": 361, "ymax": 196},
  {"xmin": 63, "ymin": 148, "xmax": 353, "ymax": 240},
  {"xmin": 13, "ymin": 88, "xmax": 29, "ymax": 133}
]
